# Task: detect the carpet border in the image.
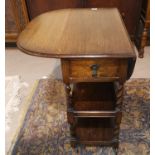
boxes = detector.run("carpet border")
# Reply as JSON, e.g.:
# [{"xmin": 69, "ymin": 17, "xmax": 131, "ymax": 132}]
[{"xmin": 7, "ymin": 80, "xmax": 39, "ymax": 155}]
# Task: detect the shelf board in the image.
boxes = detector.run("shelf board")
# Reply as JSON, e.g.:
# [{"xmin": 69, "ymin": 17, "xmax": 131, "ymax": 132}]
[{"xmin": 68, "ymin": 109, "xmax": 119, "ymax": 118}]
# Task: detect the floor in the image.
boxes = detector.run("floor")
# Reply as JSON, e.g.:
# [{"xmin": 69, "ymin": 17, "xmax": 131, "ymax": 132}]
[{"xmin": 5, "ymin": 46, "xmax": 150, "ymax": 84}]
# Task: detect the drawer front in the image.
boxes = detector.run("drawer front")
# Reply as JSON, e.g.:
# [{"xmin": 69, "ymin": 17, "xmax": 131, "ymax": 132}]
[
  {"xmin": 70, "ymin": 59, "xmax": 119, "ymax": 78},
  {"xmin": 61, "ymin": 58, "xmax": 128, "ymax": 83}
]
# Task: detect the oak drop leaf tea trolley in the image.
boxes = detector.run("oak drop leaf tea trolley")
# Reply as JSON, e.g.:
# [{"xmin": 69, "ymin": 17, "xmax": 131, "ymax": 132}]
[{"xmin": 17, "ymin": 8, "xmax": 136, "ymax": 153}]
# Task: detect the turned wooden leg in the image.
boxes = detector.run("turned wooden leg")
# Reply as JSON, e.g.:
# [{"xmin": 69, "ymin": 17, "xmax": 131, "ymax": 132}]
[
  {"xmin": 69, "ymin": 117, "xmax": 77, "ymax": 137},
  {"xmin": 114, "ymin": 81, "xmax": 124, "ymax": 110},
  {"xmin": 113, "ymin": 81, "xmax": 124, "ymax": 154},
  {"xmin": 139, "ymin": 27, "xmax": 149, "ymax": 58},
  {"xmin": 139, "ymin": 48, "xmax": 144, "ymax": 58},
  {"xmin": 70, "ymin": 118, "xmax": 78, "ymax": 148},
  {"xmin": 113, "ymin": 112, "xmax": 122, "ymax": 154},
  {"xmin": 138, "ymin": 0, "xmax": 150, "ymax": 59},
  {"xmin": 65, "ymin": 84, "xmax": 78, "ymax": 147}
]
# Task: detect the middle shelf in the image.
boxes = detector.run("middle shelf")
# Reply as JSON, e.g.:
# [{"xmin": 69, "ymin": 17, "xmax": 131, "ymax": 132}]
[{"xmin": 70, "ymin": 82, "xmax": 117, "ymax": 112}]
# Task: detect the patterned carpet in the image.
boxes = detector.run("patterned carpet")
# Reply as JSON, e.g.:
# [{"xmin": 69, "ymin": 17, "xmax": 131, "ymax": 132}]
[{"xmin": 11, "ymin": 79, "xmax": 150, "ymax": 155}]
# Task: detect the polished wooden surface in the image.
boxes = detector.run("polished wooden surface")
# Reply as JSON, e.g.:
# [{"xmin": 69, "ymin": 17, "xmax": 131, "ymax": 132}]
[
  {"xmin": 69, "ymin": 59, "xmax": 128, "ymax": 80},
  {"xmin": 25, "ymin": 0, "xmax": 142, "ymax": 40},
  {"xmin": 17, "ymin": 8, "xmax": 135, "ymax": 58},
  {"xmin": 61, "ymin": 58, "xmax": 134, "ymax": 84},
  {"xmin": 6, "ymin": 0, "xmax": 146, "ymax": 55}
]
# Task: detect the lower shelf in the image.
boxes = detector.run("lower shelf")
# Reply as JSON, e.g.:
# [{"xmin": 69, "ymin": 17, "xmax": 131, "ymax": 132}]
[{"xmin": 73, "ymin": 118, "xmax": 116, "ymax": 142}]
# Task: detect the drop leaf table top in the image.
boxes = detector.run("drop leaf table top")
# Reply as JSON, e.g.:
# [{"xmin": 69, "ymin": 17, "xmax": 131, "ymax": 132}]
[{"xmin": 17, "ymin": 8, "xmax": 136, "ymax": 59}]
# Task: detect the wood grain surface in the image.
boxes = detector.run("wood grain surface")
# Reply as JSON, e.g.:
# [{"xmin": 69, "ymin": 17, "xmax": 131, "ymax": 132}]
[{"xmin": 17, "ymin": 8, "xmax": 136, "ymax": 58}]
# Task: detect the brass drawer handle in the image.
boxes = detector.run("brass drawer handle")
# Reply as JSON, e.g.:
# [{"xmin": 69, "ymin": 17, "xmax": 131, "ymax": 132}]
[{"xmin": 90, "ymin": 64, "xmax": 100, "ymax": 77}]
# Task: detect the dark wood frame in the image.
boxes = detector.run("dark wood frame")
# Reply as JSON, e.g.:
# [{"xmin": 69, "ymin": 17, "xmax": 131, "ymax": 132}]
[
  {"xmin": 135, "ymin": 0, "xmax": 150, "ymax": 58},
  {"xmin": 5, "ymin": 0, "xmax": 29, "ymax": 42}
]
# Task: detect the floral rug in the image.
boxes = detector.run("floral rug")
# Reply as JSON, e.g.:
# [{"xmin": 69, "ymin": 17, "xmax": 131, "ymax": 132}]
[{"xmin": 11, "ymin": 79, "xmax": 150, "ymax": 155}]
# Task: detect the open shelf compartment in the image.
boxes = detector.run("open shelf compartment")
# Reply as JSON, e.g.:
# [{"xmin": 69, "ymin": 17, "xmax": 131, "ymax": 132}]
[
  {"xmin": 71, "ymin": 82, "xmax": 116, "ymax": 111},
  {"xmin": 75, "ymin": 117, "xmax": 115, "ymax": 142}
]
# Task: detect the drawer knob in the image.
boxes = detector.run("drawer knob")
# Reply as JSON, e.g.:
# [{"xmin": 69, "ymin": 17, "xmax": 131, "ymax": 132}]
[{"xmin": 90, "ymin": 64, "xmax": 100, "ymax": 77}]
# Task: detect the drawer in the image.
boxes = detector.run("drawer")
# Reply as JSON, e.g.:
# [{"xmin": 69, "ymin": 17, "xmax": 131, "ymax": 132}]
[
  {"xmin": 70, "ymin": 59, "xmax": 119, "ymax": 78},
  {"xmin": 61, "ymin": 58, "xmax": 128, "ymax": 83}
]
